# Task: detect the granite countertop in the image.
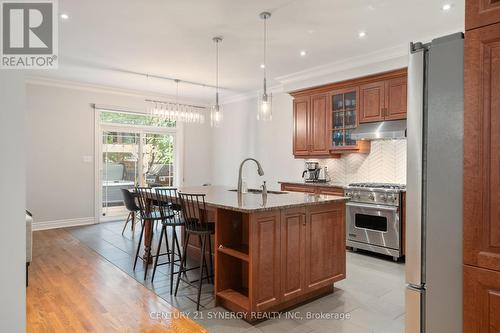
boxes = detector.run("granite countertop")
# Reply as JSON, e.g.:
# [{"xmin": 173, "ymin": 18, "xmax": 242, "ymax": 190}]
[
  {"xmin": 177, "ymin": 185, "xmax": 348, "ymax": 213},
  {"xmin": 278, "ymin": 180, "xmax": 348, "ymax": 189}
]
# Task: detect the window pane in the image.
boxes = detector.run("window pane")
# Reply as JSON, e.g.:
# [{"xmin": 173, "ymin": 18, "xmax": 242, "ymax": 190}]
[
  {"xmin": 345, "ymin": 129, "xmax": 357, "ymax": 146},
  {"xmin": 102, "ymin": 132, "xmax": 139, "ymax": 209},
  {"xmin": 333, "ymin": 130, "xmax": 344, "ymax": 147},
  {"xmin": 100, "ymin": 111, "xmax": 175, "ymax": 128},
  {"xmin": 333, "ymin": 111, "xmax": 344, "ymax": 129},
  {"xmin": 344, "ymin": 92, "xmax": 356, "ymax": 109},
  {"xmin": 332, "ymin": 94, "xmax": 343, "ymax": 111},
  {"xmin": 143, "ymin": 134, "xmax": 175, "ymax": 186}
]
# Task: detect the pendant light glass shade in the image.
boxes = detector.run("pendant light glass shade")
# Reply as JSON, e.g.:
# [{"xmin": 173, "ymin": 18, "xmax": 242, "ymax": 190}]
[
  {"xmin": 211, "ymin": 36, "xmax": 223, "ymax": 127},
  {"xmin": 257, "ymin": 12, "xmax": 272, "ymax": 121},
  {"xmin": 210, "ymin": 92, "xmax": 223, "ymax": 127},
  {"xmin": 257, "ymin": 90, "xmax": 272, "ymax": 121}
]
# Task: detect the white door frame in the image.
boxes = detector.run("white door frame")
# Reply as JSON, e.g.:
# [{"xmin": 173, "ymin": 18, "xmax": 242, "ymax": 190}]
[{"xmin": 94, "ymin": 108, "xmax": 181, "ymax": 223}]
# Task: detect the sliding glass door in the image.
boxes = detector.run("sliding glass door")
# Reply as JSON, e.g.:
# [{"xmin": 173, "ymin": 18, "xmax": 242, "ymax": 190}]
[
  {"xmin": 101, "ymin": 131, "xmax": 140, "ymax": 217},
  {"xmin": 97, "ymin": 110, "xmax": 177, "ymax": 221}
]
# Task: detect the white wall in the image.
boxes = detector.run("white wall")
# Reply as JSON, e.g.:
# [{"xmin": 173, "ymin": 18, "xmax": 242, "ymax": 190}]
[
  {"xmin": 0, "ymin": 72, "xmax": 26, "ymax": 332},
  {"xmin": 212, "ymin": 92, "xmax": 304, "ymax": 190},
  {"xmin": 210, "ymin": 97, "xmax": 257, "ymax": 187},
  {"xmin": 26, "ymin": 81, "xmax": 211, "ymax": 229},
  {"xmin": 183, "ymin": 121, "xmax": 212, "ymax": 186}
]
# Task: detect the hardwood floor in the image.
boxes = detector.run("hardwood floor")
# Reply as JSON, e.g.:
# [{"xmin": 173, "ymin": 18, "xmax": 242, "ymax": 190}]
[{"xmin": 27, "ymin": 229, "xmax": 207, "ymax": 333}]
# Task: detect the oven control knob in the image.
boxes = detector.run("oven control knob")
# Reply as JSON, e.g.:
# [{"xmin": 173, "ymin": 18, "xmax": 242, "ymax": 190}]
[
  {"xmin": 380, "ymin": 194, "xmax": 387, "ymax": 201},
  {"xmin": 354, "ymin": 192, "xmax": 361, "ymax": 199},
  {"xmin": 346, "ymin": 192, "xmax": 352, "ymax": 198},
  {"xmin": 387, "ymin": 195, "xmax": 395, "ymax": 202},
  {"xmin": 368, "ymin": 193, "xmax": 375, "ymax": 200}
]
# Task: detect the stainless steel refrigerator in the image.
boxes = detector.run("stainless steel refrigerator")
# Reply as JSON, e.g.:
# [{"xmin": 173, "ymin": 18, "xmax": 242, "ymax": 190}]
[{"xmin": 406, "ymin": 33, "xmax": 464, "ymax": 332}]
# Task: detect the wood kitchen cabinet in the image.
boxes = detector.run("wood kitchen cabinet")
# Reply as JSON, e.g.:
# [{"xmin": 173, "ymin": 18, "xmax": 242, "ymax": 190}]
[
  {"xmin": 385, "ymin": 77, "xmax": 408, "ymax": 120},
  {"xmin": 464, "ymin": 265, "xmax": 500, "ymax": 332},
  {"xmin": 464, "ymin": 3, "xmax": 500, "ymax": 330},
  {"xmin": 281, "ymin": 183, "xmax": 317, "ymax": 194},
  {"xmin": 293, "ymin": 96, "xmax": 310, "ymax": 157},
  {"xmin": 250, "ymin": 210, "xmax": 281, "ymax": 312},
  {"xmin": 330, "ymin": 87, "xmax": 370, "ymax": 154},
  {"xmin": 280, "ymin": 208, "xmax": 307, "ymax": 302},
  {"xmin": 291, "ymin": 68, "xmax": 406, "ymax": 158},
  {"xmin": 280, "ymin": 204, "xmax": 345, "ymax": 300},
  {"xmin": 466, "ymin": 0, "xmax": 500, "ymax": 30},
  {"xmin": 292, "ymin": 94, "xmax": 330, "ymax": 157},
  {"xmin": 280, "ymin": 183, "xmax": 344, "ymax": 196},
  {"xmin": 310, "ymin": 94, "xmax": 330, "ymax": 155},
  {"xmin": 463, "ymin": 22, "xmax": 500, "ymax": 273},
  {"xmin": 359, "ymin": 77, "xmax": 407, "ymax": 123},
  {"xmin": 305, "ymin": 204, "xmax": 345, "ymax": 289},
  {"xmin": 359, "ymin": 81, "xmax": 386, "ymax": 123}
]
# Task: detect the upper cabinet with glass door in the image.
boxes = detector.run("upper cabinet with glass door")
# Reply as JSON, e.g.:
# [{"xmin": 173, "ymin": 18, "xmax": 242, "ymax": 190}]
[{"xmin": 331, "ymin": 88, "xmax": 359, "ymax": 151}]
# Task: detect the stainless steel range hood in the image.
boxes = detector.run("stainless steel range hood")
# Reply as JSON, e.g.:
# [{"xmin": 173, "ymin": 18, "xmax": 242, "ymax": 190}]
[{"xmin": 350, "ymin": 119, "xmax": 407, "ymax": 140}]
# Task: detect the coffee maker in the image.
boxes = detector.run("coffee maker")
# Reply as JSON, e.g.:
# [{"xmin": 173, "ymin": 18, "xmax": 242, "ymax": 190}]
[{"xmin": 302, "ymin": 161, "xmax": 322, "ymax": 183}]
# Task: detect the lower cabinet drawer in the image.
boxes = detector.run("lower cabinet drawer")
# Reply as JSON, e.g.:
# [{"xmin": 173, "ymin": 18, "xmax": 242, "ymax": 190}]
[
  {"xmin": 318, "ymin": 188, "xmax": 344, "ymax": 196},
  {"xmin": 281, "ymin": 183, "xmax": 344, "ymax": 196},
  {"xmin": 464, "ymin": 265, "xmax": 500, "ymax": 332},
  {"xmin": 281, "ymin": 184, "xmax": 316, "ymax": 193}
]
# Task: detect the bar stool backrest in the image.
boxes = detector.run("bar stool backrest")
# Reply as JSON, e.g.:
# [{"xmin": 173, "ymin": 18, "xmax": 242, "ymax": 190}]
[
  {"xmin": 155, "ymin": 187, "xmax": 182, "ymax": 223},
  {"xmin": 178, "ymin": 192, "xmax": 210, "ymax": 232},
  {"xmin": 135, "ymin": 186, "xmax": 157, "ymax": 220},
  {"xmin": 121, "ymin": 189, "xmax": 140, "ymax": 212}
]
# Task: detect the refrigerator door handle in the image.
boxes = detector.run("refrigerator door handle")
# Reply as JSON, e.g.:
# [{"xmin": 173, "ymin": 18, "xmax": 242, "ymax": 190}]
[
  {"xmin": 406, "ymin": 44, "xmax": 425, "ymax": 286},
  {"xmin": 406, "ymin": 285, "xmax": 424, "ymax": 333}
]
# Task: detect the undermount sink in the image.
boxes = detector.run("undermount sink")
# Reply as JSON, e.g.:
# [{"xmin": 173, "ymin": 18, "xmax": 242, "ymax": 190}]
[{"xmin": 228, "ymin": 188, "xmax": 287, "ymax": 195}]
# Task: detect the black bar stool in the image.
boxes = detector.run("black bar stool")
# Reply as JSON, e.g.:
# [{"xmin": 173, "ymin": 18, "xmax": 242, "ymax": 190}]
[
  {"xmin": 120, "ymin": 189, "xmax": 140, "ymax": 235},
  {"xmin": 133, "ymin": 187, "xmax": 164, "ymax": 280},
  {"xmin": 152, "ymin": 187, "xmax": 185, "ymax": 294},
  {"xmin": 175, "ymin": 192, "xmax": 214, "ymax": 311}
]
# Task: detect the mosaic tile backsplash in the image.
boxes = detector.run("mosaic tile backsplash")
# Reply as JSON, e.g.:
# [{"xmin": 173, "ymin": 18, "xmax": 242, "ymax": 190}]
[{"xmin": 317, "ymin": 139, "xmax": 407, "ymax": 185}]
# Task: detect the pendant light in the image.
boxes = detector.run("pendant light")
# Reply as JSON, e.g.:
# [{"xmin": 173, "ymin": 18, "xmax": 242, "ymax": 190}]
[
  {"xmin": 211, "ymin": 36, "xmax": 223, "ymax": 127},
  {"xmin": 257, "ymin": 12, "xmax": 272, "ymax": 121}
]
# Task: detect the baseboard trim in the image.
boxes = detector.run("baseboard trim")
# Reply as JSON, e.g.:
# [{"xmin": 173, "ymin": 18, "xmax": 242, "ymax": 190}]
[{"xmin": 32, "ymin": 217, "xmax": 96, "ymax": 231}]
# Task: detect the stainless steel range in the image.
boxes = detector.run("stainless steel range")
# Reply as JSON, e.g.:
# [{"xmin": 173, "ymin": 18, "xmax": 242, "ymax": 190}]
[{"xmin": 345, "ymin": 182, "xmax": 406, "ymax": 261}]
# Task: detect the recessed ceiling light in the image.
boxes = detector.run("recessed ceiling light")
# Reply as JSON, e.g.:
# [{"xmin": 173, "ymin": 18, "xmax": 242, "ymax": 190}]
[
  {"xmin": 358, "ymin": 31, "xmax": 367, "ymax": 38},
  {"xmin": 60, "ymin": 13, "xmax": 69, "ymax": 19},
  {"xmin": 260, "ymin": 63, "xmax": 265, "ymax": 69},
  {"xmin": 300, "ymin": 50, "xmax": 307, "ymax": 57},
  {"xmin": 442, "ymin": 3, "xmax": 452, "ymax": 11}
]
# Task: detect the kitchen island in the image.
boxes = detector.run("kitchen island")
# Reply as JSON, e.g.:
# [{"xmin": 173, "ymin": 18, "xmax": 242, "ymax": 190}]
[{"xmin": 170, "ymin": 186, "xmax": 348, "ymax": 321}]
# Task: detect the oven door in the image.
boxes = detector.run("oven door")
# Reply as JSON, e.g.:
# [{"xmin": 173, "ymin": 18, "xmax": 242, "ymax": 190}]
[{"xmin": 346, "ymin": 202, "xmax": 400, "ymax": 250}]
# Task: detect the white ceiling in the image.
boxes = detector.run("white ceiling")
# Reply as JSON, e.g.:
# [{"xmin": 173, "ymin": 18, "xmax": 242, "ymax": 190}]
[{"xmin": 32, "ymin": 0, "xmax": 464, "ymax": 103}]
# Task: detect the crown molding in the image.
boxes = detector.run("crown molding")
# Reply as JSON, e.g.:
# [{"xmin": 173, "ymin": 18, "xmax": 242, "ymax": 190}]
[{"xmin": 26, "ymin": 76, "xmax": 210, "ymax": 107}]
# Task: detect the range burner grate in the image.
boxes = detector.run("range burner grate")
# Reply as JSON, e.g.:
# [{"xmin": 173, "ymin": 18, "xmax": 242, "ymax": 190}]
[{"xmin": 348, "ymin": 182, "xmax": 406, "ymax": 190}]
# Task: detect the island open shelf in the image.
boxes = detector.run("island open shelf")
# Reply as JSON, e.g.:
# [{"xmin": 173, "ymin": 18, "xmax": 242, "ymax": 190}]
[
  {"xmin": 216, "ymin": 208, "xmax": 249, "ymax": 261},
  {"xmin": 216, "ymin": 251, "xmax": 250, "ymax": 311},
  {"xmin": 215, "ymin": 208, "xmax": 251, "ymax": 311}
]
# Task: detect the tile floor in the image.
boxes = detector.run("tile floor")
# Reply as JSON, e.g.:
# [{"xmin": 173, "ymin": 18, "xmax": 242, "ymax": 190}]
[{"xmin": 69, "ymin": 220, "xmax": 405, "ymax": 333}]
